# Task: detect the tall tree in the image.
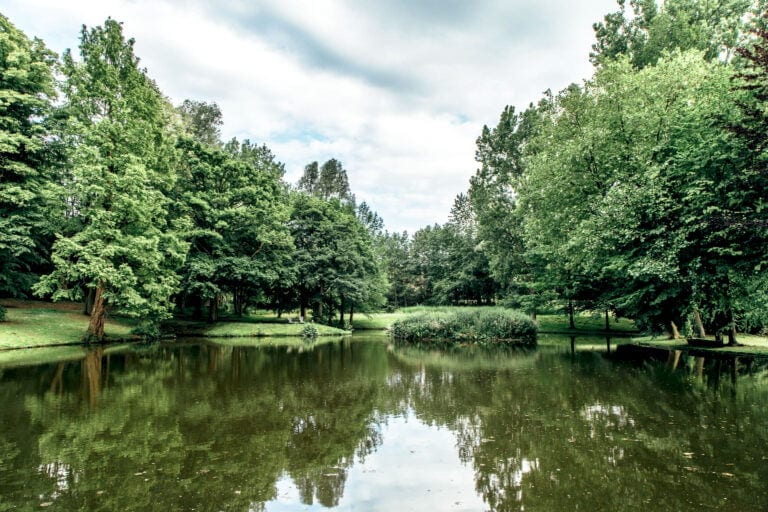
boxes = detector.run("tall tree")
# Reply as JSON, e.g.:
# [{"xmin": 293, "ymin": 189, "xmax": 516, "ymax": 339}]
[
  {"xmin": 34, "ymin": 19, "xmax": 188, "ymax": 340},
  {"xmin": 177, "ymin": 99, "xmax": 223, "ymax": 147},
  {"xmin": 591, "ymin": 0, "xmax": 752, "ymax": 68},
  {"xmin": 0, "ymin": 15, "xmax": 57, "ymax": 302},
  {"xmin": 297, "ymin": 159, "xmax": 355, "ymax": 205},
  {"xmin": 287, "ymin": 193, "xmax": 384, "ymax": 323},
  {"xmin": 175, "ymin": 135, "xmax": 292, "ymax": 320},
  {"xmin": 468, "ymin": 104, "xmax": 542, "ymax": 296}
]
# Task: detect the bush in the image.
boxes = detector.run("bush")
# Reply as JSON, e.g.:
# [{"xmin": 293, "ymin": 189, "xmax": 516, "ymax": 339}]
[
  {"xmin": 0, "ymin": 305, "xmax": 5, "ymax": 322},
  {"xmin": 131, "ymin": 321, "xmax": 162, "ymax": 341},
  {"xmin": 390, "ymin": 309, "xmax": 537, "ymax": 347},
  {"xmin": 301, "ymin": 324, "xmax": 319, "ymax": 340}
]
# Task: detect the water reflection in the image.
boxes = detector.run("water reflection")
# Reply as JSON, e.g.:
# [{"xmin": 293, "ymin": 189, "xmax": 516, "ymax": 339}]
[{"xmin": 0, "ymin": 337, "xmax": 767, "ymax": 511}]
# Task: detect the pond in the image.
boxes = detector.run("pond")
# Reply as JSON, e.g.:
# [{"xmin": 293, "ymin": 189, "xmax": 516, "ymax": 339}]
[{"xmin": 1, "ymin": 334, "xmax": 767, "ymax": 511}]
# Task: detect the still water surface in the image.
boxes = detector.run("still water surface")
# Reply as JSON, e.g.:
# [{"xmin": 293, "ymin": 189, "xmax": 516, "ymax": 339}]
[{"xmin": 1, "ymin": 335, "xmax": 767, "ymax": 511}]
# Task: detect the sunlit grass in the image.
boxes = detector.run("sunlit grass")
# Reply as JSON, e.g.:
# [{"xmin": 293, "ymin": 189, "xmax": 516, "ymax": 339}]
[
  {"xmin": 200, "ymin": 321, "xmax": 348, "ymax": 337},
  {"xmin": 0, "ymin": 303, "xmax": 136, "ymax": 349}
]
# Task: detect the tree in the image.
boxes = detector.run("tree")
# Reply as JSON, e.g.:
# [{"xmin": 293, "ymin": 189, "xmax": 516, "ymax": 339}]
[
  {"xmin": 287, "ymin": 193, "xmax": 384, "ymax": 324},
  {"xmin": 177, "ymin": 99, "xmax": 223, "ymax": 147},
  {"xmin": 379, "ymin": 230, "xmax": 416, "ymax": 308},
  {"xmin": 591, "ymin": 0, "xmax": 752, "ymax": 68},
  {"xmin": 34, "ymin": 19, "xmax": 188, "ymax": 341},
  {"xmin": 297, "ymin": 158, "xmax": 355, "ymax": 205},
  {"xmin": 175, "ymin": 135, "xmax": 292, "ymax": 320},
  {"xmin": 0, "ymin": 15, "xmax": 57, "ymax": 303},
  {"xmin": 468, "ymin": 104, "xmax": 542, "ymax": 298}
]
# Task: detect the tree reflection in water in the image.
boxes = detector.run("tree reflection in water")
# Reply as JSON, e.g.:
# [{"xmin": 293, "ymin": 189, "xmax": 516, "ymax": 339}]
[{"xmin": 0, "ymin": 337, "xmax": 766, "ymax": 511}]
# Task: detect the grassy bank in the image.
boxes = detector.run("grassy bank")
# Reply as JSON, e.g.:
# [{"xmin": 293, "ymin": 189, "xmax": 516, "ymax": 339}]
[
  {"xmin": 165, "ymin": 318, "xmax": 348, "ymax": 338},
  {"xmin": 0, "ymin": 301, "xmax": 348, "ymax": 351},
  {"xmin": 629, "ymin": 333, "xmax": 768, "ymax": 356},
  {"xmin": 0, "ymin": 300, "xmax": 137, "ymax": 349}
]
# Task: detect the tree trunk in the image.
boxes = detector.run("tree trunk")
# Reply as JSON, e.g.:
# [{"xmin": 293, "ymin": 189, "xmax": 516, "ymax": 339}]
[
  {"xmin": 233, "ymin": 288, "xmax": 243, "ymax": 317},
  {"xmin": 726, "ymin": 309, "xmax": 738, "ymax": 346},
  {"xmin": 605, "ymin": 310, "xmax": 611, "ymax": 332},
  {"xmin": 83, "ymin": 286, "xmax": 95, "ymax": 316},
  {"xmin": 568, "ymin": 298, "xmax": 575, "ymax": 329},
  {"xmin": 669, "ymin": 321, "xmax": 681, "ymax": 340},
  {"xmin": 300, "ymin": 299, "xmax": 307, "ymax": 321},
  {"xmin": 339, "ymin": 297, "xmax": 346, "ymax": 328},
  {"xmin": 349, "ymin": 306, "xmax": 354, "ymax": 326},
  {"xmin": 85, "ymin": 282, "xmax": 106, "ymax": 342},
  {"xmin": 208, "ymin": 294, "xmax": 219, "ymax": 323},
  {"xmin": 693, "ymin": 309, "xmax": 706, "ymax": 338}
]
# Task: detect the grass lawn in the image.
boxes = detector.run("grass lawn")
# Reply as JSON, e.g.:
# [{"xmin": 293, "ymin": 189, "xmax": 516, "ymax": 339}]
[
  {"xmin": 630, "ymin": 333, "xmax": 768, "ymax": 356},
  {"xmin": 536, "ymin": 313, "xmax": 637, "ymax": 333},
  {"xmin": 164, "ymin": 317, "xmax": 348, "ymax": 337},
  {"xmin": 0, "ymin": 300, "xmax": 137, "ymax": 350},
  {"xmin": 1, "ymin": 302, "xmax": 348, "ymax": 351}
]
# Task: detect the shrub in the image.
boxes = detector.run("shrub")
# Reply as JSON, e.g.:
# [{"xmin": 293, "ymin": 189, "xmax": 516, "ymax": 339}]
[
  {"xmin": 0, "ymin": 305, "xmax": 6, "ymax": 322},
  {"xmin": 301, "ymin": 324, "xmax": 319, "ymax": 340},
  {"xmin": 390, "ymin": 309, "xmax": 537, "ymax": 347},
  {"xmin": 131, "ymin": 321, "xmax": 162, "ymax": 341},
  {"xmin": 475, "ymin": 310, "xmax": 537, "ymax": 345}
]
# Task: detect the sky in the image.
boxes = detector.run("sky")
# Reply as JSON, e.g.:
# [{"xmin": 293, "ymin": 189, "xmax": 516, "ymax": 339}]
[{"xmin": 4, "ymin": 0, "xmax": 617, "ymax": 233}]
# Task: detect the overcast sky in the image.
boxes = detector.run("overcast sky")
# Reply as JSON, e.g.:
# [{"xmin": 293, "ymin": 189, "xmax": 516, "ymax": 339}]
[{"xmin": 4, "ymin": 0, "xmax": 616, "ymax": 233}]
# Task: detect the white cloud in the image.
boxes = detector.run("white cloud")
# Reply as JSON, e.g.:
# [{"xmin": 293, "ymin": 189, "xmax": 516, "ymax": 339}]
[{"xmin": 3, "ymin": 0, "xmax": 617, "ymax": 232}]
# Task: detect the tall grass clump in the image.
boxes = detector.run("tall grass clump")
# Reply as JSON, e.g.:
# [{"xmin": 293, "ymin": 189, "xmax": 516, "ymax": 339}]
[{"xmin": 390, "ymin": 309, "xmax": 537, "ymax": 347}]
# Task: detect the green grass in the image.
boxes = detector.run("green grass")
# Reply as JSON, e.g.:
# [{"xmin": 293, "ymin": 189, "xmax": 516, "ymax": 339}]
[
  {"xmin": 166, "ymin": 318, "xmax": 348, "ymax": 338},
  {"xmin": 536, "ymin": 313, "xmax": 638, "ymax": 333},
  {"xmin": 630, "ymin": 333, "xmax": 768, "ymax": 356},
  {"xmin": 0, "ymin": 303, "xmax": 137, "ymax": 350}
]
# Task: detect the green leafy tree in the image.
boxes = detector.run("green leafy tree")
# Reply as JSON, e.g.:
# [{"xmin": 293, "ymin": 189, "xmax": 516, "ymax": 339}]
[
  {"xmin": 177, "ymin": 99, "xmax": 223, "ymax": 147},
  {"xmin": 297, "ymin": 158, "xmax": 356, "ymax": 205},
  {"xmin": 379, "ymin": 230, "xmax": 417, "ymax": 308},
  {"xmin": 34, "ymin": 19, "xmax": 188, "ymax": 340},
  {"xmin": 287, "ymin": 193, "xmax": 384, "ymax": 324},
  {"xmin": 467, "ymin": 104, "xmax": 546, "ymax": 305},
  {"xmin": 0, "ymin": 15, "xmax": 57, "ymax": 303},
  {"xmin": 591, "ymin": 0, "xmax": 752, "ymax": 68},
  {"xmin": 175, "ymin": 134, "xmax": 292, "ymax": 320}
]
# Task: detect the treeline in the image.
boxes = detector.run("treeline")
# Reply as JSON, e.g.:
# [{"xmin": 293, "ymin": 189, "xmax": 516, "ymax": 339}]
[
  {"xmin": 0, "ymin": 15, "xmax": 386, "ymax": 339},
  {"xmin": 451, "ymin": 0, "xmax": 768, "ymax": 340}
]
